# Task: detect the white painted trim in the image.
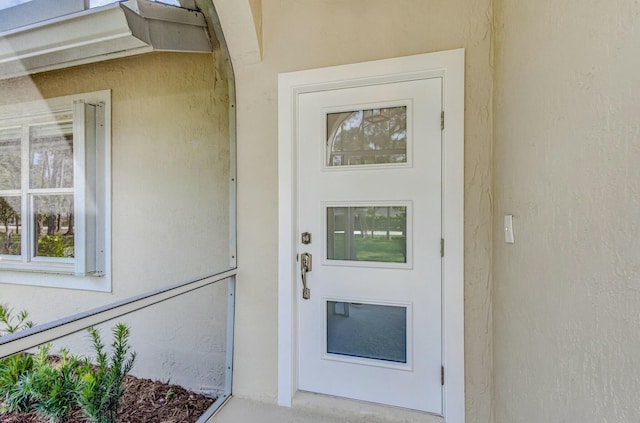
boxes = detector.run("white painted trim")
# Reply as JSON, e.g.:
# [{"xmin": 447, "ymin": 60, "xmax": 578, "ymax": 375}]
[
  {"xmin": 277, "ymin": 50, "xmax": 465, "ymax": 421},
  {"xmin": 0, "ymin": 0, "xmax": 211, "ymax": 80},
  {"xmin": 440, "ymin": 49, "xmax": 465, "ymax": 423},
  {"xmin": 212, "ymin": 0, "xmax": 262, "ymax": 65}
]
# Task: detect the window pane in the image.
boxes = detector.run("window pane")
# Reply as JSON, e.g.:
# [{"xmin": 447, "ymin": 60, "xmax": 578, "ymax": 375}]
[
  {"xmin": 327, "ymin": 206, "xmax": 406, "ymax": 263},
  {"xmin": 0, "ymin": 127, "xmax": 21, "ymax": 190},
  {"xmin": 30, "ymin": 122, "xmax": 73, "ymax": 189},
  {"xmin": 33, "ymin": 195, "xmax": 74, "ymax": 258},
  {"xmin": 327, "ymin": 106, "xmax": 407, "ymax": 166},
  {"xmin": 0, "ymin": 196, "xmax": 21, "ymax": 256},
  {"xmin": 327, "ymin": 301, "xmax": 407, "ymax": 363}
]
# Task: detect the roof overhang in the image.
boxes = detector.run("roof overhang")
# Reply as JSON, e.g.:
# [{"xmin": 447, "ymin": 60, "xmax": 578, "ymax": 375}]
[{"xmin": 0, "ymin": 0, "xmax": 213, "ymax": 80}]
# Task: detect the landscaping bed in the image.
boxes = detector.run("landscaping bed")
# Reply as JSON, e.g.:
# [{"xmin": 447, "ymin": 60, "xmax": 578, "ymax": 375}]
[{"xmin": 1, "ymin": 374, "xmax": 216, "ymax": 423}]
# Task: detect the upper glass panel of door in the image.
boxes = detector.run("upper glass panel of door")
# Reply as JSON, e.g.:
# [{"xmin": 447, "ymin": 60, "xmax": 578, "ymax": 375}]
[{"xmin": 326, "ymin": 106, "xmax": 407, "ymax": 167}]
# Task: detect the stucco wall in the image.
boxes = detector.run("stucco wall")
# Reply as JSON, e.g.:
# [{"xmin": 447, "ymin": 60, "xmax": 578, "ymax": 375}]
[
  {"xmin": 0, "ymin": 52, "xmax": 232, "ymax": 393},
  {"xmin": 493, "ymin": 1, "xmax": 640, "ymax": 422},
  {"xmin": 229, "ymin": 0, "xmax": 494, "ymax": 420}
]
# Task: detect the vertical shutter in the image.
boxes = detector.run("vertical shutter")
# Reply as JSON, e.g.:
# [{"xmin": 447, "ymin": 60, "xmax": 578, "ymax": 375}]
[{"xmin": 73, "ymin": 100, "xmax": 98, "ymax": 275}]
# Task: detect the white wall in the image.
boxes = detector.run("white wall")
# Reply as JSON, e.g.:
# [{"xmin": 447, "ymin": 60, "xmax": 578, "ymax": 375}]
[
  {"xmin": 0, "ymin": 52, "xmax": 232, "ymax": 394},
  {"xmin": 227, "ymin": 1, "xmax": 494, "ymax": 420},
  {"xmin": 493, "ymin": 1, "xmax": 640, "ymax": 422}
]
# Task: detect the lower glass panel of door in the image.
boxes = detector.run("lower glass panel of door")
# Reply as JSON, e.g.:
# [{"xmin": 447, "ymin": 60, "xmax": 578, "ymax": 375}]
[{"xmin": 326, "ymin": 301, "xmax": 407, "ymax": 363}]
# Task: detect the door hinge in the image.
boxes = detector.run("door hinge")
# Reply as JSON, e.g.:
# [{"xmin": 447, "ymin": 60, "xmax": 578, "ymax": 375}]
[
  {"xmin": 441, "ymin": 111, "xmax": 445, "ymax": 130},
  {"xmin": 441, "ymin": 366, "xmax": 445, "ymax": 385},
  {"xmin": 440, "ymin": 238, "xmax": 444, "ymax": 257}
]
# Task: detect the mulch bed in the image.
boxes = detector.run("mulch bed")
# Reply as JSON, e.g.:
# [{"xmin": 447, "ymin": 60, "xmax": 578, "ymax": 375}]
[{"xmin": 0, "ymin": 375, "xmax": 216, "ymax": 423}]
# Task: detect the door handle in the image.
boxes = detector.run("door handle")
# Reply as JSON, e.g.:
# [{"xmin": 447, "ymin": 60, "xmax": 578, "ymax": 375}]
[{"xmin": 300, "ymin": 252, "xmax": 312, "ymax": 300}]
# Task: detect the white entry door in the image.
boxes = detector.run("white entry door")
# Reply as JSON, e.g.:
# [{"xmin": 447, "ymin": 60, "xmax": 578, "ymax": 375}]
[{"xmin": 297, "ymin": 77, "xmax": 443, "ymax": 413}]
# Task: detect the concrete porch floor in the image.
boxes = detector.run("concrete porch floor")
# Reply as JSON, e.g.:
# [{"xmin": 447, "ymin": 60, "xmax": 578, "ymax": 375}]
[{"xmin": 209, "ymin": 393, "xmax": 444, "ymax": 423}]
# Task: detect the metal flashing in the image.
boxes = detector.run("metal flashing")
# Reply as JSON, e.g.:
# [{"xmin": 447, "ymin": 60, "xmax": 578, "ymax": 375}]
[{"xmin": 0, "ymin": 0, "xmax": 212, "ymax": 79}]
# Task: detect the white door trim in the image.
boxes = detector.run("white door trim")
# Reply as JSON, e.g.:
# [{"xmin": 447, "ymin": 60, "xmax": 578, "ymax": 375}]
[{"xmin": 277, "ymin": 49, "xmax": 465, "ymax": 422}]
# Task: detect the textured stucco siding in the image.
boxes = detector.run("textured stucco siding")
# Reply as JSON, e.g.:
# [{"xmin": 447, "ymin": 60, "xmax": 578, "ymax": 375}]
[
  {"xmin": 0, "ymin": 52, "xmax": 232, "ymax": 394},
  {"xmin": 229, "ymin": 1, "xmax": 494, "ymax": 421},
  {"xmin": 493, "ymin": 1, "xmax": 640, "ymax": 422}
]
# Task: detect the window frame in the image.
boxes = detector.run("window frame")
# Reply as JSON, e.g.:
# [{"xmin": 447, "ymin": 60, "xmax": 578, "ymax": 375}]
[{"xmin": 0, "ymin": 90, "xmax": 111, "ymax": 292}]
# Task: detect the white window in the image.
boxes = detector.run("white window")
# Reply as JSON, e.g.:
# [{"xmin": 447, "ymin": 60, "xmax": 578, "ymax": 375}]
[{"xmin": 0, "ymin": 91, "xmax": 110, "ymax": 291}]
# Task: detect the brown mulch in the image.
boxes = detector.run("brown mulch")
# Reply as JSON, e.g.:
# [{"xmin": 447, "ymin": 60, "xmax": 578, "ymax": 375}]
[{"xmin": 0, "ymin": 375, "xmax": 216, "ymax": 423}]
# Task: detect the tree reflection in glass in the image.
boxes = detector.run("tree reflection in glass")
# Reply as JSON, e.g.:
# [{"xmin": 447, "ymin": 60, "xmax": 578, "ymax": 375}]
[
  {"xmin": 327, "ymin": 106, "xmax": 407, "ymax": 166},
  {"xmin": 327, "ymin": 206, "xmax": 407, "ymax": 263}
]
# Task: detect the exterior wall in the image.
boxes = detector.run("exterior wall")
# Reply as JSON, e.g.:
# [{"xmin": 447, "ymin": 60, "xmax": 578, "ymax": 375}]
[
  {"xmin": 0, "ymin": 52, "xmax": 231, "ymax": 394},
  {"xmin": 230, "ymin": 0, "xmax": 494, "ymax": 420},
  {"xmin": 493, "ymin": 1, "xmax": 640, "ymax": 422}
]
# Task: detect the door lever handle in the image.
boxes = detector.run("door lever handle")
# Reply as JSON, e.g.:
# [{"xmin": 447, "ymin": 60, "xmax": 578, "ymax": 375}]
[{"xmin": 300, "ymin": 252, "xmax": 312, "ymax": 299}]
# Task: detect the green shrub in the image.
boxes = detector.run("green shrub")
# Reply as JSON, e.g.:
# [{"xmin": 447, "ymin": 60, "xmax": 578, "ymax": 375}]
[
  {"xmin": 78, "ymin": 323, "xmax": 136, "ymax": 423},
  {"xmin": 12, "ymin": 345, "xmax": 85, "ymax": 422},
  {"xmin": 0, "ymin": 353, "xmax": 34, "ymax": 413},
  {"xmin": 0, "ymin": 304, "xmax": 34, "ymax": 336},
  {"xmin": 0, "ymin": 308, "xmax": 136, "ymax": 422},
  {"xmin": 0, "ymin": 304, "xmax": 36, "ymax": 413}
]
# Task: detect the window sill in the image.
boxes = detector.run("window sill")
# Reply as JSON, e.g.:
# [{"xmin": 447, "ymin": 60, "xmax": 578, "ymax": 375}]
[{"xmin": 0, "ymin": 266, "xmax": 111, "ymax": 292}]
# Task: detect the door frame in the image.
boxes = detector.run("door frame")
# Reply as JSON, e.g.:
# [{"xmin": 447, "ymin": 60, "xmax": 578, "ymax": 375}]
[{"xmin": 277, "ymin": 49, "xmax": 465, "ymax": 422}]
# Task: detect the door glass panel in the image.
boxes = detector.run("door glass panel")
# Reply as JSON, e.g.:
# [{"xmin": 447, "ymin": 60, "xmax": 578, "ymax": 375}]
[
  {"xmin": 33, "ymin": 194, "xmax": 74, "ymax": 258},
  {"xmin": 326, "ymin": 106, "xmax": 407, "ymax": 166},
  {"xmin": 326, "ymin": 301, "xmax": 407, "ymax": 363},
  {"xmin": 0, "ymin": 196, "xmax": 21, "ymax": 256},
  {"xmin": 30, "ymin": 122, "xmax": 74, "ymax": 189},
  {"xmin": 327, "ymin": 206, "xmax": 406, "ymax": 263}
]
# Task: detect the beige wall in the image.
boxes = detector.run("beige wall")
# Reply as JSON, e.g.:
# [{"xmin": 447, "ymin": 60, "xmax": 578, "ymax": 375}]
[
  {"xmin": 493, "ymin": 1, "xmax": 640, "ymax": 422},
  {"xmin": 0, "ymin": 52, "xmax": 232, "ymax": 394},
  {"xmin": 230, "ymin": 0, "xmax": 494, "ymax": 420}
]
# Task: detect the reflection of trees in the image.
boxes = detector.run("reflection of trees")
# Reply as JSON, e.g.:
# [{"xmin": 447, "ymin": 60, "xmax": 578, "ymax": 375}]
[
  {"xmin": 0, "ymin": 137, "xmax": 21, "ymax": 190},
  {"xmin": 328, "ymin": 206, "xmax": 407, "ymax": 263},
  {"xmin": 353, "ymin": 206, "xmax": 406, "ymax": 239},
  {"xmin": 34, "ymin": 196, "xmax": 74, "ymax": 258},
  {"xmin": 30, "ymin": 127, "xmax": 74, "ymax": 238},
  {"xmin": 35, "ymin": 196, "xmax": 73, "ymax": 237},
  {"xmin": 330, "ymin": 107, "xmax": 407, "ymax": 166},
  {"xmin": 30, "ymin": 128, "xmax": 73, "ymax": 190},
  {"xmin": 0, "ymin": 123, "xmax": 75, "ymax": 258},
  {"xmin": 0, "ymin": 197, "xmax": 20, "ymax": 255},
  {"xmin": 0, "ymin": 134, "xmax": 22, "ymax": 251},
  {"xmin": 0, "ymin": 197, "xmax": 17, "ymax": 234}
]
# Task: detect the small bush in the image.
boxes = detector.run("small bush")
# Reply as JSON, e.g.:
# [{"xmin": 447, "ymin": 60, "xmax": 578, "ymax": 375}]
[
  {"xmin": 0, "ymin": 353, "xmax": 34, "ymax": 413},
  {"xmin": 0, "ymin": 304, "xmax": 34, "ymax": 336},
  {"xmin": 0, "ymin": 307, "xmax": 136, "ymax": 422},
  {"xmin": 78, "ymin": 323, "xmax": 136, "ymax": 423},
  {"xmin": 14, "ymin": 345, "xmax": 85, "ymax": 422},
  {"xmin": 0, "ymin": 304, "xmax": 36, "ymax": 413}
]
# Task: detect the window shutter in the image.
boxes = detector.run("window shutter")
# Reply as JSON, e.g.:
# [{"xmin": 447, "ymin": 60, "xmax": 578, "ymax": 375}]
[{"xmin": 73, "ymin": 101, "xmax": 105, "ymax": 276}]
